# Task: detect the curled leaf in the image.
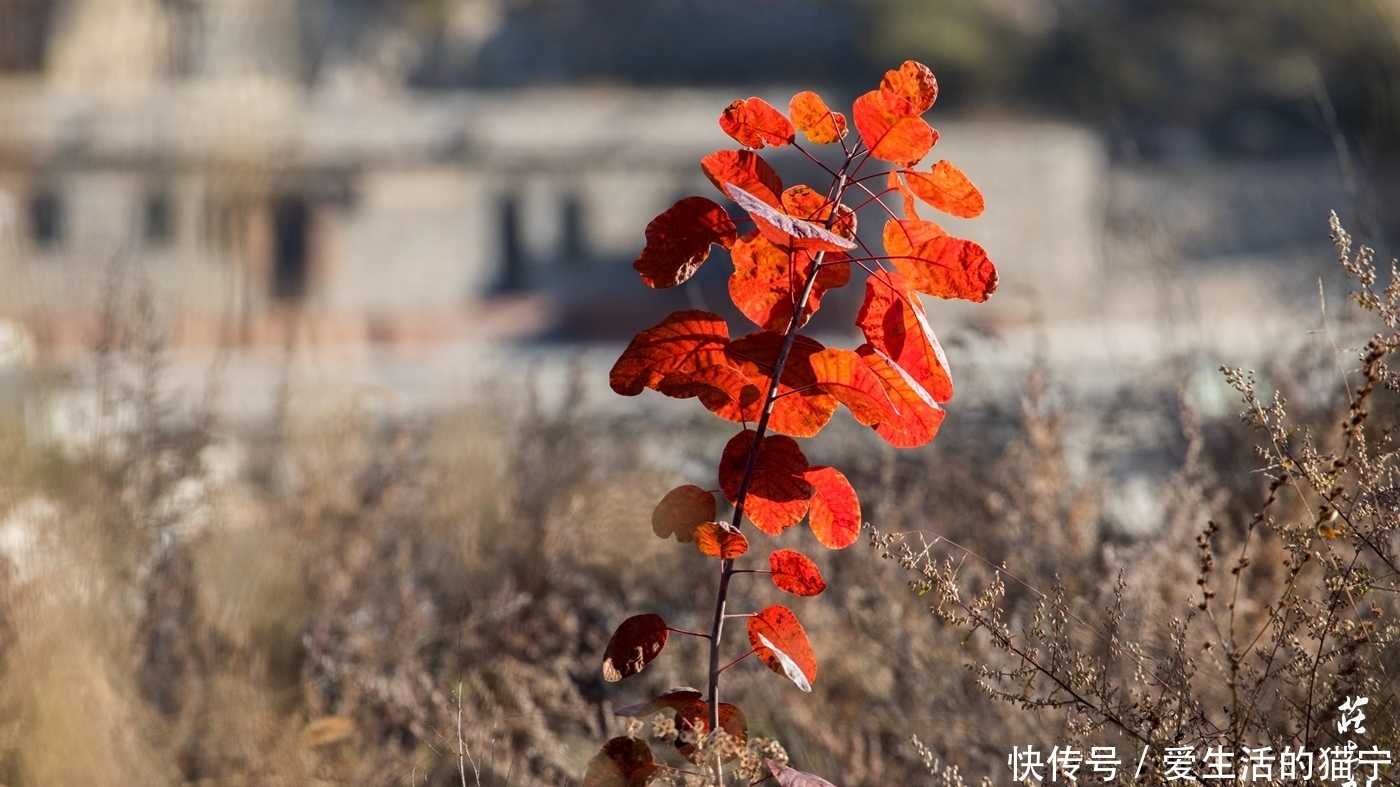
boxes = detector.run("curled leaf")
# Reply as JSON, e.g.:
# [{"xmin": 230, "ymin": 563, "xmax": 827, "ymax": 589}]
[
  {"xmin": 781, "ymin": 185, "xmax": 856, "ymax": 240},
  {"xmin": 857, "ymin": 272, "xmax": 952, "ymax": 402},
  {"xmin": 789, "ymin": 91, "xmax": 848, "ymax": 144},
  {"xmin": 858, "ymin": 344, "xmax": 946, "ymax": 448},
  {"xmin": 602, "ymin": 614, "xmax": 669, "ymax": 682},
  {"xmin": 632, "ymin": 197, "xmax": 738, "ymax": 289},
  {"xmin": 769, "ymin": 549, "xmax": 827, "ymax": 596},
  {"xmin": 725, "ymin": 183, "xmax": 856, "ymax": 253},
  {"xmin": 610, "ymin": 311, "xmax": 732, "ymax": 397},
  {"xmin": 804, "ymin": 466, "xmax": 861, "ymax": 550},
  {"xmin": 701, "ymin": 150, "xmax": 783, "ymax": 209},
  {"xmin": 852, "ymin": 91, "xmax": 936, "ymax": 167},
  {"xmin": 882, "ymin": 219, "xmax": 998, "ymax": 302},
  {"xmin": 651, "ymin": 485, "xmax": 716, "ymax": 544},
  {"xmin": 878, "ymin": 60, "xmax": 938, "ymax": 114},
  {"xmin": 720, "ymin": 97, "xmax": 796, "ymax": 149},
  {"xmin": 616, "ymin": 687, "xmax": 703, "ymax": 718},
  {"xmin": 748, "ymin": 605, "xmax": 817, "ymax": 691},
  {"xmin": 904, "ymin": 160, "xmax": 984, "ymax": 219},
  {"xmin": 887, "ymin": 169, "xmax": 920, "ymax": 221},
  {"xmin": 767, "ymin": 760, "xmax": 840, "ymax": 787},
  {"xmin": 694, "ymin": 522, "xmax": 749, "ymax": 559},
  {"xmin": 809, "ymin": 347, "xmax": 901, "ymax": 426},
  {"xmin": 718, "ymin": 429, "xmax": 814, "ymax": 535},
  {"xmin": 656, "ymin": 364, "xmax": 761, "ymax": 414},
  {"xmin": 584, "ymin": 737, "xmax": 657, "ymax": 787}
]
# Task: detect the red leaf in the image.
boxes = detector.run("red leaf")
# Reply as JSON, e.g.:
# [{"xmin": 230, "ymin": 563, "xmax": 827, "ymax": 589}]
[
  {"xmin": 747, "ymin": 605, "xmax": 817, "ymax": 690},
  {"xmin": 584, "ymin": 737, "xmax": 657, "ymax": 787},
  {"xmin": 904, "ymin": 160, "xmax": 984, "ymax": 219},
  {"xmin": 725, "ymin": 183, "xmax": 856, "ymax": 253},
  {"xmin": 694, "ymin": 522, "xmax": 749, "ymax": 559},
  {"xmin": 603, "ymin": 614, "xmax": 669, "ymax": 681},
  {"xmin": 878, "ymin": 60, "xmax": 938, "ymax": 114},
  {"xmin": 718, "ymin": 429, "xmax": 814, "ymax": 535},
  {"xmin": 857, "ymin": 345, "xmax": 946, "ymax": 448},
  {"xmin": 655, "ymin": 364, "xmax": 761, "ymax": 414},
  {"xmin": 767, "ymin": 760, "xmax": 840, "ymax": 787},
  {"xmin": 808, "ymin": 347, "xmax": 901, "ymax": 426},
  {"xmin": 781, "ymin": 185, "xmax": 857, "ymax": 241},
  {"xmin": 882, "ymin": 219, "xmax": 998, "ymax": 302},
  {"xmin": 716, "ymin": 332, "xmax": 837, "ymax": 439},
  {"xmin": 701, "ymin": 150, "xmax": 783, "ymax": 210},
  {"xmin": 852, "ymin": 91, "xmax": 936, "ymax": 167},
  {"xmin": 769, "ymin": 549, "xmax": 827, "ymax": 596},
  {"xmin": 788, "ymin": 91, "xmax": 848, "ymax": 144},
  {"xmin": 728, "ymin": 232, "xmax": 839, "ymax": 333},
  {"xmin": 804, "ymin": 466, "xmax": 861, "ymax": 550},
  {"xmin": 674, "ymin": 701, "xmax": 747, "ymax": 762},
  {"xmin": 651, "ymin": 486, "xmax": 715, "ymax": 544},
  {"xmin": 887, "ymin": 169, "xmax": 920, "ymax": 221},
  {"xmin": 856, "ymin": 272, "xmax": 952, "ymax": 402},
  {"xmin": 610, "ymin": 311, "xmax": 731, "ymax": 397},
  {"xmin": 632, "ymin": 197, "xmax": 738, "ymax": 289},
  {"xmin": 615, "ymin": 687, "xmax": 703, "ymax": 718},
  {"xmin": 719, "ymin": 97, "xmax": 796, "ymax": 149}
]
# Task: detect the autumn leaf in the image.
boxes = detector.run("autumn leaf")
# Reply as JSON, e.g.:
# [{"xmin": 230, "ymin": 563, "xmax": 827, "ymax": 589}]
[
  {"xmin": 632, "ymin": 197, "xmax": 738, "ymax": 289},
  {"xmin": 720, "ymin": 97, "xmax": 795, "ymax": 149},
  {"xmin": 694, "ymin": 522, "xmax": 749, "ymax": 559},
  {"xmin": 724, "ymin": 183, "xmax": 856, "ymax": 253},
  {"xmin": 788, "ymin": 91, "xmax": 847, "ymax": 144},
  {"xmin": 904, "ymin": 160, "xmax": 984, "ymax": 219},
  {"xmin": 701, "ymin": 150, "xmax": 783, "ymax": 209},
  {"xmin": 882, "ymin": 219, "xmax": 998, "ymax": 302},
  {"xmin": 878, "ymin": 60, "xmax": 938, "ymax": 114},
  {"xmin": 718, "ymin": 429, "xmax": 814, "ymax": 535},
  {"xmin": 780, "ymin": 185, "xmax": 856, "ymax": 240},
  {"xmin": 615, "ymin": 687, "xmax": 703, "ymax": 718},
  {"xmin": 602, "ymin": 614, "xmax": 669, "ymax": 682},
  {"xmin": 674, "ymin": 701, "xmax": 747, "ymax": 762},
  {"xmin": 610, "ymin": 311, "xmax": 732, "ymax": 397},
  {"xmin": 804, "ymin": 466, "xmax": 861, "ymax": 549},
  {"xmin": 584, "ymin": 737, "xmax": 657, "ymax": 787},
  {"xmin": 852, "ymin": 91, "xmax": 936, "ymax": 167},
  {"xmin": 887, "ymin": 169, "xmax": 920, "ymax": 220},
  {"xmin": 716, "ymin": 332, "xmax": 837, "ymax": 438},
  {"xmin": 769, "ymin": 549, "xmax": 827, "ymax": 596},
  {"xmin": 651, "ymin": 485, "xmax": 715, "ymax": 544},
  {"xmin": 655, "ymin": 364, "xmax": 761, "ymax": 415},
  {"xmin": 808, "ymin": 347, "xmax": 901, "ymax": 426},
  {"xmin": 767, "ymin": 760, "xmax": 840, "ymax": 787},
  {"xmin": 748, "ymin": 605, "xmax": 817, "ymax": 691},
  {"xmin": 728, "ymin": 232, "xmax": 839, "ymax": 333},
  {"xmin": 856, "ymin": 272, "xmax": 952, "ymax": 402},
  {"xmin": 857, "ymin": 345, "xmax": 946, "ymax": 448}
]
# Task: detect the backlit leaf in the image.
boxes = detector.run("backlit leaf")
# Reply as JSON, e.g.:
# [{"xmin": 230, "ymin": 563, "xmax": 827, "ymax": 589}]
[
  {"xmin": 904, "ymin": 160, "xmax": 984, "ymax": 219},
  {"xmin": 769, "ymin": 549, "xmax": 827, "ymax": 596},
  {"xmin": 724, "ymin": 184, "xmax": 856, "ymax": 253},
  {"xmin": 803, "ymin": 466, "xmax": 861, "ymax": 550},
  {"xmin": 747, "ymin": 605, "xmax": 817, "ymax": 690},
  {"xmin": 728, "ymin": 232, "xmax": 839, "ymax": 333},
  {"xmin": 718, "ymin": 430, "xmax": 814, "ymax": 535},
  {"xmin": 887, "ymin": 169, "xmax": 920, "ymax": 220},
  {"xmin": 788, "ymin": 91, "xmax": 848, "ymax": 144},
  {"xmin": 632, "ymin": 197, "xmax": 738, "ymax": 289},
  {"xmin": 674, "ymin": 701, "xmax": 748, "ymax": 762},
  {"xmin": 720, "ymin": 97, "xmax": 796, "ymax": 149},
  {"xmin": 856, "ymin": 272, "xmax": 952, "ymax": 402},
  {"xmin": 716, "ymin": 332, "xmax": 837, "ymax": 439},
  {"xmin": 780, "ymin": 185, "xmax": 856, "ymax": 241},
  {"xmin": 602, "ymin": 614, "xmax": 669, "ymax": 682},
  {"xmin": 852, "ymin": 91, "xmax": 936, "ymax": 167},
  {"xmin": 656, "ymin": 364, "xmax": 761, "ymax": 414},
  {"xmin": 882, "ymin": 219, "xmax": 998, "ymax": 302},
  {"xmin": 584, "ymin": 737, "xmax": 657, "ymax": 787},
  {"xmin": 767, "ymin": 760, "xmax": 840, "ymax": 787},
  {"xmin": 808, "ymin": 347, "xmax": 901, "ymax": 426},
  {"xmin": 701, "ymin": 150, "xmax": 783, "ymax": 209},
  {"xmin": 878, "ymin": 60, "xmax": 938, "ymax": 114},
  {"xmin": 651, "ymin": 486, "xmax": 715, "ymax": 544},
  {"xmin": 694, "ymin": 522, "xmax": 749, "ymax": 559},
  {"xmin": 857, "ymin": 345, "xmax": 946, "ymax": 448},
  {"xmin": 610, "ymin": 311, "xmax": 731, "ymax": 397},
  {"xmin": 615, "ymin": 687, "xmax": 703, "ymax": 718}
]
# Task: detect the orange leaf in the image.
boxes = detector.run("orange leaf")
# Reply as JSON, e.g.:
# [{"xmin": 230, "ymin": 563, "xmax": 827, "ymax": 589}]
[
  {"xmin": 603, "ymin": 614, "xmax": 669, "ymax": 681},
  {"xmin": 878, "ymin": 60, "xmax": 938, "ymax": 114},
  {"xmin": 701, "ymin": 150, "xmax": 783, "ymax": 209},
  {"xmin": 610, "ymin": 311, "xmax": 731, "ymax": 397},
  {"xmin": 808, "ymin": 347, "xmax": 901, "ymax": 426},
  {"xmin": 651, "ymin": 485, "xmax": 715, "ymax": 544},
  {"xmin": 781, "ymin": 185, "xmax": 856, "ymax": 240},
  {"xmin": 674, "ymin": 701, "xmax": 747, "ymax": 762},
  {"xmin": 615, "ymin": 687, "xmax": 703, "ymax": 718},
  {"xmin": 904, "ymin": 160, "xmax": 984, "ymax": 219},
  {"xmin": 747, "ymin": 605, "xmax": 817, "ymax": 690},
  {"xmin": 725, "ymin": 183, "xmax": 856, "ymax": 253},
  {"xmin": 718, "ymin": 429, "xmax": 814, "ymax": 535},
  {"xmin": 856, "ymin": 272, "xmax": 952, "ymax": 402},
  {"xmin": 694, "ymin": 522, "xmax": 749, "ymax": 559},
  {"xmin": 857, "ymin": 345, "xmax": 946, "ymax": 448},
  {"xmin": 788, "ymin": 91, "xmax": 848, "ymax": 144},
  {"xmin": 716, "ymin": 332, "xmax": 837, "ymax": 439},
  {"xmin": 584, "ymin": 737, "xmax": 657, "ymax": 787},
  {"xmin": 882, "ymin": 219, "xmax": 998, "ymax": 302},
  {"xmin": 852, "ymin": 91, "xmax": 936, "ymax": 167},
  {"xmin": 720, "ymin": 97, "xmax": 795, "ymax": 149},
  {"xmin": 632, "ymin": 197, "xmax": 738, "ymax": 289},
  {"xmin": 769, "ymin": 549, "xmax": 827, "ymax": 596},
  {"xmin": 655, "ymin": 363, "xmax": 761, "ymax": 414},
  {"xmin": 728, "ymin": 232, "xmax": 839, "ymax": 333},
  {"xmin": 767, "ymin": 760, "xmax": 839, "ymax": 787},
  {"xmin": 887, "ymin": 169, "xmax": 920, "ymax": 221},
  {"xmin": 804, "ymin": 466, "xmax": 861, "ymax": 549}
]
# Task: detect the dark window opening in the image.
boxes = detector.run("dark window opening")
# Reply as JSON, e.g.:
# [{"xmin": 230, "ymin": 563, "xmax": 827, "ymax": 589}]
[
  {"xmin": 30, "ymin": 191, "xmax": 64, "ymax": 248},
  {"xmin": 561, "ymin": 195, "xmax": 586, "ymax": 266},
  {"xmin": 498, "ymin": 196, "xmax": 527, "ymax": 290},
  {"xmin": 143, "ymin": 191, "xmax": 174, "ymax": 246},
  {"xmin": 271, "ymin": 196, "xmax": 309, "ymax": 300}
]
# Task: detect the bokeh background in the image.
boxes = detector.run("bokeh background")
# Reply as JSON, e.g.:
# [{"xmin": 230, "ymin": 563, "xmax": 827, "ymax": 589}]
[{"xmin": 0, "ymin": 1, "xmax": 1398, "ymax": 785}]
